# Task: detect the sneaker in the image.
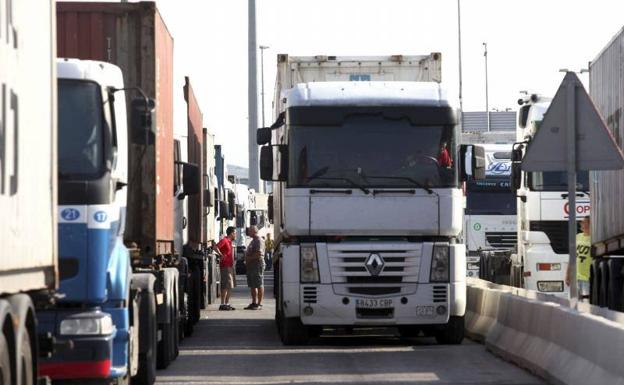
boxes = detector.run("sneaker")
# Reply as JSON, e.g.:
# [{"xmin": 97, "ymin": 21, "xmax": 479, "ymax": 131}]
[
  {"xmin": 219, "ymin": 304, "xmax": 228, "ymax": 311},
  {"xmin": 244, "ymin": 303, "xmax": 258, "ymax": 310},
  {"xmin": 227, "ymin": 305, "xmax": 236, "ymax": 311},
  {"xmin": 256, "ymin": 304, "xmax": 263, "ymax": 310}
]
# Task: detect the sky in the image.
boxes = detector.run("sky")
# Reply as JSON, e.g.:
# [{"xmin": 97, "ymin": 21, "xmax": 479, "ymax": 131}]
[{"xmin": 71, "ymin": 0, "xmax": 624, "ymax": 167}]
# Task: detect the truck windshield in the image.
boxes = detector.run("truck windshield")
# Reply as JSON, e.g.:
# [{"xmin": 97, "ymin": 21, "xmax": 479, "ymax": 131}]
[
  {"xmin": 58, "ymin": 80, "xmax": 105, "ymax": 179},
  {"xmin": 528, "ymin": 171, "xmax": 589, "ymax": 192},
  {"xmin": 466, "ymin": 191, "xmax": 516, "ymax": 215},
  {"xmin": 288, "ymin": 116, "xmax": 457, "ymax": 189}
]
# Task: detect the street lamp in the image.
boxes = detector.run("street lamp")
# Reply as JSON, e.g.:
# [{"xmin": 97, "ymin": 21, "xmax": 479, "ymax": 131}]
[
  {"xmin": 259, "ymin": 45, "xmax": 269, "ymax": 128},
  {"xmin": 483, "ymin": 42, "xmax": 490, "ymax": 132}
]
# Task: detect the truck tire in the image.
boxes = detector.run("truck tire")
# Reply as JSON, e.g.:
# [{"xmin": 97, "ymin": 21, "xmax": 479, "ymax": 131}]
[
  {"xmin": 134, "ymin": 279, "xmax": 157, "ymax": 385},
  {"xmin": 279, "ymin": 315, "xmax": 310, "ymax": 346},
  {"xmin": 172, "ymin": 274, "xmax": 180, "ymax": 360},
  {"xmin": 17, "ymin": 327, "xmax": 33, "ymax": 385},
  {"xmin": 599, "ymin": 260, "xmax": 609, "ymax": 307},
  {"xmin": 435, "ymin": 316, "xmax": 464, "ymax": 345},
  {"xmin": 590, "ymin": 259, "xmax": 601, "ymax": 305},
  {"xmin": 157, "ymin": 269, "xmax": 176, "ymax": 369},
  {"xmin": 606, "ymin": 259, "xmax": 624, "ymax": 310},
  {"xmin": 189, "ymin": 265, "xmax": 202, "ymax": 326},
  {"xmin": 0, "ymin": 332, "xmax": 10, "ymax": 385}
]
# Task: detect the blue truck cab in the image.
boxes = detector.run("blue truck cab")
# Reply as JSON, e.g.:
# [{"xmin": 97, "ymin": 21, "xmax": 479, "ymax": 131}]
[{"xmin": 39, "ymin": 59, "xmax": 133, "ymax": 382}]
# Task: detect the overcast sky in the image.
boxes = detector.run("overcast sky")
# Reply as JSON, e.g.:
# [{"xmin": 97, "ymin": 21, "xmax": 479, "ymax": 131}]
[{"xmin": 72, "ymin": 0, "xmax": 624, "ymax": 167}]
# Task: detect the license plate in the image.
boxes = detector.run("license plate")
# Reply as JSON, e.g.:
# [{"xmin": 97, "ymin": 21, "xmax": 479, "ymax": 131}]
[
  {"xmin": 416, "ymin": 306, "xmax": 434, "ymax": 316},
  {"xmin": 355, "ymin": 298, "xmax": 393, "ymax": 309}
]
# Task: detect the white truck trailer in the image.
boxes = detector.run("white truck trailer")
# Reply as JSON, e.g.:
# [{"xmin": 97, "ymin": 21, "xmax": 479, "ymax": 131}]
[
  {"xmin": 258, "ymin": 54, "xmax": 484, "ymax": 345},
  {"xmin": 588, "ymin": 27, "xmax": 624, "ymax": 311},
  {"xmin": 0, "ymin": 1, "xmax": 57, "ymax": 382},
  {"xmin": 510, "ymin": 94, "xmax": 590, "ymax": 296},
  {"xmin": 464, "ymin": 144, "xmax": 516, "ymax": 278}
]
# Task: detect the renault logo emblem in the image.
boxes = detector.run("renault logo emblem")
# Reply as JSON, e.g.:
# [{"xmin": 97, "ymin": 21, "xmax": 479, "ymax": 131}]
[{"xmin": 365, "ymin": 253, "xmax": 384, "ymax": 276}]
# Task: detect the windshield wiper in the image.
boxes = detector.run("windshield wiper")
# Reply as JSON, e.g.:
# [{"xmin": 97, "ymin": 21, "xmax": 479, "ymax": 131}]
[
  {"xmin": 307, "ymin": 175, "xmax": 370, "ymax": 195},
  {"xmin": 364, "ymin": 175, "xmax": 434, "ymax": 195}
]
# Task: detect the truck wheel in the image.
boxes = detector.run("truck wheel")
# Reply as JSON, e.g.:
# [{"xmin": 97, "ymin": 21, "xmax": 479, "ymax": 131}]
[
  {"xmin": 435, "ymin": 316, "xmax": 464, "ymax": 345},
  {"xmin": 157, "ymin": 269, "xmax": 175, "ymax": 369},
  {"xmin": 606, "ymin": 259, "xmax": 624, "ymax": 310},
  {"xmin": 18, "ymin": 327, "xmax": 33, "ymax": 385},
  {"xmin": 189, "ymin": 266, "xmax": 202, "ymax": 326},
  {"xmin": 599, "ymin": 260, "xmax": 609, "ymax": 307},
  {"xmin": 280, "ymin": 315, "xmax": 310, "ymax": 346},
  {"xmin": 172, "ymin": 275, "xmax": 180, "ymax": 360},
  {"xmin": 0, "ymin": 332, "xmax": 10, "ymax": 385},
  {"xmin": 135, "ymin": 288, "xmax": 157, "ymax": 385},
  {"xmin": 590, "ymin": 260, "xmax": 601, "ymax": 305},
  {"xmin": 398, "ymin": 326, "xmax": 420, "ymax": 338}
]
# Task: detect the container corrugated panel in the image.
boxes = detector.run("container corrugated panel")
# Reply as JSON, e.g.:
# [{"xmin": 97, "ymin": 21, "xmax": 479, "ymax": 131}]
[
  {"xmin": 57, "ymin": 1, "xmax": 175, "ymax": 256},
  {"xmin": 0, "ymin": 0, "xmax": 57, "ymax": 293},
  {"xmin": 589, "ymin": 26, "xmax": 624, "ymax": 251},
  {"xmin": 185, "ymin": 77, "xmax": 204, "ymax": 246},
  {"xmin": 203, "ymin": 128, "xmax": 217, "ymax": 243},
  {"xmin": 461, "ymin": 111, "xmax": 517, "ymax": 132}
]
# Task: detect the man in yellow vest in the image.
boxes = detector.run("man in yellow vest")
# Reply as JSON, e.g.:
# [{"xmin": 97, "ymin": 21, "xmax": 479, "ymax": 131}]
[{"xmin": 566, "ymin": 216, "xmax": 591, "ymax": 300}]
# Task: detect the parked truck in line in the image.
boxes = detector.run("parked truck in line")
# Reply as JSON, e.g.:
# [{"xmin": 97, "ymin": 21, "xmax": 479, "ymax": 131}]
[
  {"xmin": 509, "ymin": 94, "xmax": 590, "ymax": 296},
  {"xmin": 0, "ymin": 1, "xmax": 58, "ymax": 383},
  {"xmin": 38, "ymin": 2, "xmax": 206, "ymax": 383},
  {"xmin": 463, "ymin": 144, "xmax": 516, "ymax": 278},
  {"xmin": 588, "ymin": 26, "xmax": 624, "ymax": 311},
  {"xmin": 258, "ymin": 54, "xmax": 485, "ymax": 345}
]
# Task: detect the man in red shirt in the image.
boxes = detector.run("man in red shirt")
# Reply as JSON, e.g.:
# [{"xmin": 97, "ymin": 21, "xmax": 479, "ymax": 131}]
[
  {"xmin": 215, "ymin": 226, "xmax": 236, "ymax": 310},
  {"xmin": 437, "ymin": 141, "xmax": 453, "ymax": 168}
]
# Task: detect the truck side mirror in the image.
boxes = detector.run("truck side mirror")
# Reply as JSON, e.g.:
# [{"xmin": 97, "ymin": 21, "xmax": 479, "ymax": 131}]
[
  {"xmin": 260, "ymin": 146, "xmax": 274, "ymax": 181},
  {"xmin": 268, "ymin": 194, "xmax": 274, "ymax": 224},
  {"xmin": 511, "ymin": 163, "xmax": 522, "ymax": 192},
  {"xmin": 260, "ymin": 145, "xmax": 288, "ymax": 181},
  {"xmin": 130, "ymin": 97, "xmax": 156, "ymax": 145},
  {"xmin": 459, "ymin": 144, "xmax": 486, "ymax": 181},
  {"xmin": 218, "ymin": 200, "xmax": 229, "ymax": 219},
  {"xmin": 203, "ymin": 188, "xmax": 213, "ymax": 207},
  {"xmin": 227, "ymin": 191, "xmax": 236, "ymax": 220},
  {"xmin": 257, "ymin": 127, "xmax": 272, "ymax": 145},
  {"xmin": 183, "ymin": 163, "xmax": 200, "ymax": 196}
]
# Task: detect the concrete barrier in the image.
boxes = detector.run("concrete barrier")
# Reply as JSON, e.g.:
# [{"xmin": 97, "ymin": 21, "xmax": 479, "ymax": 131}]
[{"xmin": 466, "ymin": 278, "xmax": 624, "ymax": 385}]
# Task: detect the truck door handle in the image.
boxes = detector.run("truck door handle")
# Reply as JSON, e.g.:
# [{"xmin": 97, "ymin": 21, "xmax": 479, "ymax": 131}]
[{"xmin": 561, "ymin": 193, "xmax": 585, "ymax": 198}]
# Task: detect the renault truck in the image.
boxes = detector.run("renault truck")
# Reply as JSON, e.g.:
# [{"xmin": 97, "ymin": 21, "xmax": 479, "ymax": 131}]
[{"xmin": 258, "ymin": 54, "xmax": 484, "ymax": 345}]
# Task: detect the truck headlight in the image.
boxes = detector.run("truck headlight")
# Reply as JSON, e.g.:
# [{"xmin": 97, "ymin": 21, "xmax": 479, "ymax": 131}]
[
  {"xmin": 430, "ymin": 245, "xmax": 450, "ymax": 283},
  {"xmin": 300, "ymin": 244, "xmax": 320, "ymax": 283},
  {"xmin": 60, "ymin": 313, "xmax": 114, "ymax": 336}
]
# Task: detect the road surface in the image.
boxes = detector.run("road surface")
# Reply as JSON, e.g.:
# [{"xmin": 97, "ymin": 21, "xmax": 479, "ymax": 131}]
[{"xmin": 156, "ymin": 274, "xmax": 543, "ymax": 385}]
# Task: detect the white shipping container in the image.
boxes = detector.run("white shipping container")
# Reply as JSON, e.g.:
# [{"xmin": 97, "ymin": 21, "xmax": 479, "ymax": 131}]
[
  {"xmin": 274, "ymin": 53, "xmax": 442, "ymax": 117},
  {"xmin": 0, "ymin": 0, "xmax": 57, "ymax": 293}
]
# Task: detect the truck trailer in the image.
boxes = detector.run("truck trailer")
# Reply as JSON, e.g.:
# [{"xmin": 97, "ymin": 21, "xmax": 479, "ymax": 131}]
[
  {"xmin": 259, "ymin": 54, "xmax": 485, "ymax": 345},
  {"xmin": 0, "ymin": 1, "xmax": 58, "ymax": 383},
  {"xmin": 588, "ymin": 26, "xmax": 624, "ymax": 311}
]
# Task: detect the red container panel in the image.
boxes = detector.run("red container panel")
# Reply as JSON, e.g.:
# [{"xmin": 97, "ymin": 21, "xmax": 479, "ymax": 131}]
[{"xmin": 185, "ymin": 77, "xmax": 204, "ymax": 246}]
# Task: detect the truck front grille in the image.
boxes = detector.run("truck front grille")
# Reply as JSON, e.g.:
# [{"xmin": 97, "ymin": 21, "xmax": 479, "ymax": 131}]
[
  {"xmin": 485, "ymin": 231, "xmax": 517, "ymax": 249},
  {"xmin": 433, "ymin": 285, "xmax": 447, "ymax": 303},
  {"xmin": 303, "ymin": 287, "xmax": 317, "ymax": 304},
  {"xmin": 328, "ymin": 243, "xmax": 421, "ymax": 296}
]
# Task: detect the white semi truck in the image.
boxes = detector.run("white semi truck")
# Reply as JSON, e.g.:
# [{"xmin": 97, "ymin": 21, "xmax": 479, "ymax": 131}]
[
  {"xmin": 464, "ymin": 144, "xmax": 516, "ymax": 278},
  {"xmin": 510, "ymin": 94, "xmax": 590, "ymax": 296},
  {"xmin": 258, "ymin": 54, "xmax": 484, "ymax": 345}
]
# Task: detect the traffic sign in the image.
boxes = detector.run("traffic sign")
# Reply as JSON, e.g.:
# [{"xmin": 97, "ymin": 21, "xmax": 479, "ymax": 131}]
[{"xmin": 521, "ymin": 72, "xmax": 624, "ymax": 172}]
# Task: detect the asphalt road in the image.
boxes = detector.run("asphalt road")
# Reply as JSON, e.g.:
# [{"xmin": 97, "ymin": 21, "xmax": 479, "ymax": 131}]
[{"xmin": 155, "ymin": 275, "xmax": 544, "ymax": 385}]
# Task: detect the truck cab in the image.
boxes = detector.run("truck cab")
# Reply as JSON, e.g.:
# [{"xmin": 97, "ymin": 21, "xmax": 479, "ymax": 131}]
[
  {"xmin": 260, "ymin": 76, "xmax": 484, "ymax": 345},
  {"xmin": 39, "ymin": 59, "xmax": 133, "ymax": 382},
  {"xmin": 510, "ymin": 94, "xmax": 590, "ymax": 295}
]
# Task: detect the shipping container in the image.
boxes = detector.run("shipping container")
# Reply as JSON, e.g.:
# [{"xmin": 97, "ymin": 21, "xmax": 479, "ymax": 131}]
[
  {"xmin": 203, "ymin": 128, "xmax": 217, "ymax": 243},
  {"xmin": 0, "ymin": 0, "xmax": 57, "ymax": 294},
  {"xmin": 57, "ymin": 1, "xmax": 175, "ymax": 256},
  {"xmin": 184, "ymin": 77, "xmax": 204, "ymax": 247}
]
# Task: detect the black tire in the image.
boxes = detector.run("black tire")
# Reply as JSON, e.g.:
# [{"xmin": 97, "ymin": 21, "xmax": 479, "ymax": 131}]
[
  {"xmin": 134, "ymin": 288, "xmax": 157, "ymax": 385},
  {"xmin": 0, "ymin": 331, "xmax": 9, "ymax": 385},
  {"xmin": 18, "ymin": 327, "xmax": 33, "ymax": 385},
  {"xmin": 280, "ymin": 315, "xmax": 310, "ymax": 346},
  {"xmin": 172, "ymin": 275, "xmax": 180, "ymax": 360},
  {"xmin": 590, "ymin": 259, "xmax": 601, "ymax": 305},
  {"xmin": 435, "ymin": 316, "xmax": 464, "ymax": 345},
  {"xmin": 189, "ymin": 266, "xmax": 202, "ymax": 326},
  {"xmin": 398, "ymin": 326, "xmax": 420, "ymax": 338},
  {"xmin": 157, "ymin": 269, "xmax": 175, "ymax": 370},
  {"xmin": 599, "ymin": 260, "xmax": 609, "ymax": 307},
  {"xmin": 606, "ymin": 259, "xmax": 624, "ymax": 310}
]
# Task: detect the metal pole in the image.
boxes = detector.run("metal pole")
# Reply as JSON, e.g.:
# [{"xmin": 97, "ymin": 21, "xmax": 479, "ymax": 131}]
[
  {"xmin": 457, "ymin": 0, "xmax": 464, "ymax": 116},
  {"xmin": 483, "ymin": 42, "xmax": 490, "ymax": 132},
  {"xmin": 566, "ymin": 74, "xmax": 578, "ymax": 300},
  {"xmin": 259, "ymin": 45, "xmax": 269, "ymax": 128},
  {"xmin": 248, "ymin": 0, "xmax": 260, "ymax": 192}
]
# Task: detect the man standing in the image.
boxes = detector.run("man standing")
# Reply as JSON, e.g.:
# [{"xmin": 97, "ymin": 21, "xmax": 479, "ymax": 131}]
[
  {"xmin": 215, "ymin": 226, "xmax": 236, "ymax": 310},
  {"xmin": 566, "ymin": 216, "xmax": 592, "ymax": 301},
  {"xmin": 244, "ymin": 226, "xmax": 265, "ymax": 310}
]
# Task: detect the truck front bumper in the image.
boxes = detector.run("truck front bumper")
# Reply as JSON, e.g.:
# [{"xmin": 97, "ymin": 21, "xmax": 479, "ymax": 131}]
[
  {"xmin": 38, "ymin": 310, "xmax": 115, "ymax": 380},
  {"xmin": 287, "ymin": 282, "xmax": 465, "ymax": 326}
]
